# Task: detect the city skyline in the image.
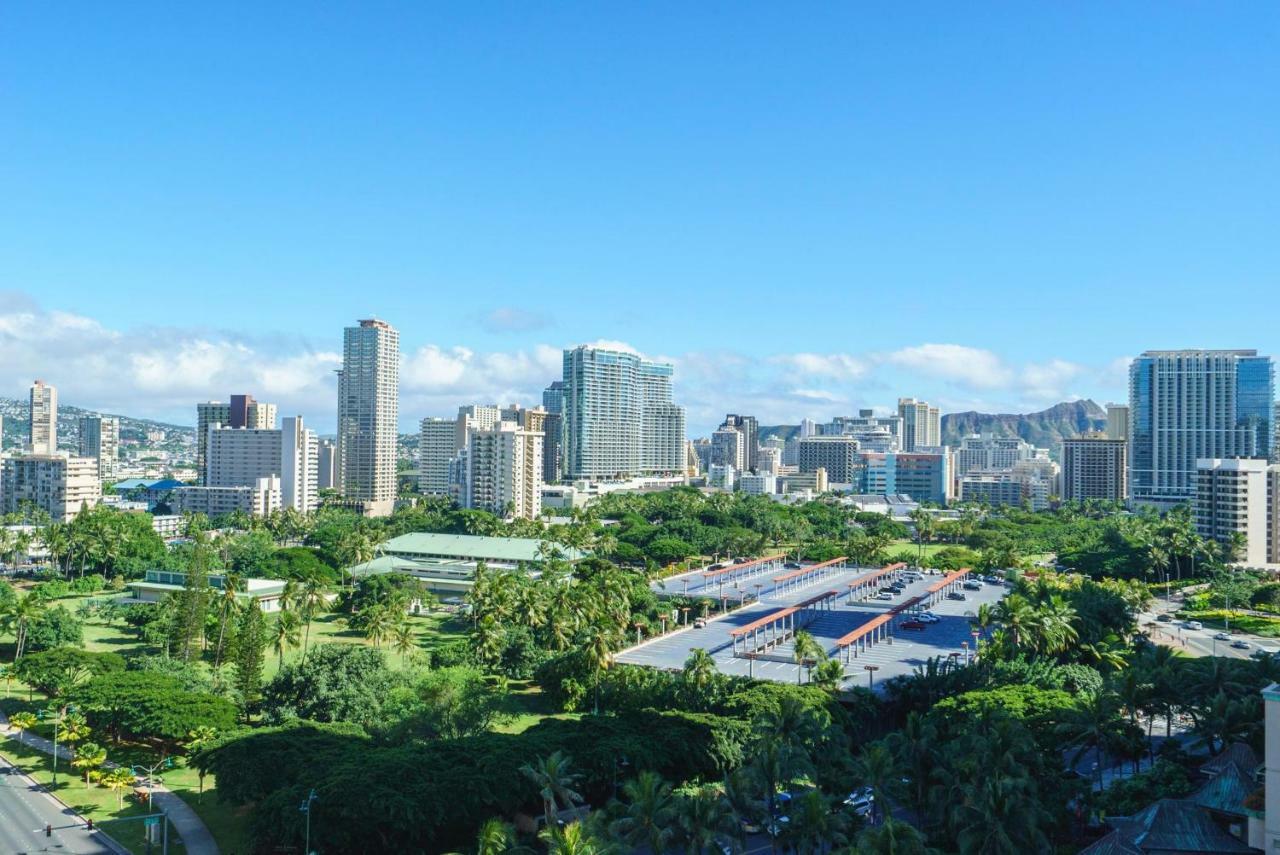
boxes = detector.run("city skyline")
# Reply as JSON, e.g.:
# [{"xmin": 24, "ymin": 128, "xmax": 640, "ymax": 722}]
[{"xmin": 4, "ymin": 5, "xmax": 1279, "ymax": 432}]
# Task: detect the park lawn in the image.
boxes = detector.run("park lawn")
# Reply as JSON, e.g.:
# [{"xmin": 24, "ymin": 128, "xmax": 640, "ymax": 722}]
[
  {"xmin": 889, "ymin": 540, "xmax": 1054, "ymax": 566},
  {"xmin": 265, "ymin": 608, "xmax": 470, "ymax": 678},
  {"xmin": 494, "ymin": 681, "xmax": 582, "ymax": 734}
]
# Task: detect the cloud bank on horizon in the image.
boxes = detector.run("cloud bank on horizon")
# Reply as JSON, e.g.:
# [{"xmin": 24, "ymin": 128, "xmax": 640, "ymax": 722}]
[{"xmin": 0, "ymin": 294, "xmax": 1128, "ymax": 434}]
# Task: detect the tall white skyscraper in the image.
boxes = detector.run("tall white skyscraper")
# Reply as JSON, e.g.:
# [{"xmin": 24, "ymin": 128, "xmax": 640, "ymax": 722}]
[
  {"xmin": 281, "ymin": 415, "xmax": 319, "ymax": 513},
  {"xmin": 29, "ymin": 380, "xmax": 57, "ymax": 454},
  {"xmin": 206, "ymin": 426, "xmax": 282, "ymax": 488},
  {"xmin": 317, "ymin": 439, "xmax": 337, "ymax": 491},
  {"xmin": 78, "ymin": 415, "xmax": 119, "ymax": 479},
  {"xmin": 561, "ymin": 345, "xmax": 685, "ymax": 480},
  {"xmin": 337, "ymin": 319, "xmax": 400, "ymax": 516},
  {"xmin": 897, "ymin": 398, "xmax": 941, "ymax": 451},
  {"xmin": 466, "ymin": 420, "xmax": 544, "ymax": 519},
  {"xmin": 1129, "ymin": 349, "xmax": 1275, "ymax": 508}
]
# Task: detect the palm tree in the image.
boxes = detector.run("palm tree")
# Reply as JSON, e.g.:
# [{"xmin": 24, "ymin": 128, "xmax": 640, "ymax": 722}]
[
  {"xmin": 792, "ymin": 630, "xmax": 824, "ymax": 685},
  {"xmin": 682, "ymin": 648, "xmax": 717, "ymax": 693},
  {"xmin": 363, "ymin": 605, "xmax": 395, "ymax": 647},
  {"xmin": 183, "ymin": 726, "xmax": 218, "ymax": 800},
  {"xmin": 583, "ymin": 627, "xmax": 616, "ymax": 715},
  {"xmin": 851, "ymin": 818, "xmax": 935, "ymax": 854},
  {"xmin": 521, "ymin": 751, "xmax": 584, "ymax": 830},
  {"xmin": 675, "ymin": 784, "xmax": 740, "ymax": 854},
  {"xmin": 271, "ymin": 610, "xmax": 302, "ymax": 668},
  {"xmin": 811, "ymin": 658, "xmax": 845, "ymax": 691},
  {"xmin": 852, "ymin": 742, "xmax": 899, "ymax": 826},
  {"xmin": 1, "ymin": 594, "xmax": 46, "ymax": 661},
  {"xmin": 103, "ymin": 766, "xmax": 136, "ymax": 808},
  {"xmin": 609, "ymin": 770, "xmax": 676, "ymax": 855},
  {"xmin": 213, "ymin": 573, "xmax": 244, "ymax": 669},
  {"xmin": 472, "ymin": 818, "xmax": 528, "ymax": 855},
  {"xmin": 9, "ymin": 711, "xmax": 37, "ymax": 745},
  {"xmin": 884, "ymin": 713, "xmax": 938, "ymax": 818},
  {"xmin": 539, "ymin": 822, "xmax": 614, "ymax": 855},
  {"xmin": 295, "ymin": 576, "xmax": 329, "ymax": 660},
  {"xmin": 391, "ymin": 621, "xmax": 418, "ymax": 665},
  {"xmin": 1056, "ymin": 690, "xmax": 1121, "ymax": 787},
  {"xmin": 72, "ymin": 741, "xmax": 107, "ymax": 787}
]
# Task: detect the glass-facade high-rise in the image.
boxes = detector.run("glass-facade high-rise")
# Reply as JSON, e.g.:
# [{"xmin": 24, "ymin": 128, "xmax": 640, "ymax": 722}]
[
  {"xmin": 561, "ymin": 346, "xmax": 685, "ymax": 480},
  {"xmin": 1128, "ymin": 349, "xmax": 1274, "ymax": 508}
]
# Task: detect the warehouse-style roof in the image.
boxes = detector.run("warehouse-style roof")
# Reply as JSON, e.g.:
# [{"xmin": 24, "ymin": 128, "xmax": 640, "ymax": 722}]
[{"xmin": 378, "ymin": 532, "xmax": 586, "ymax": 564}]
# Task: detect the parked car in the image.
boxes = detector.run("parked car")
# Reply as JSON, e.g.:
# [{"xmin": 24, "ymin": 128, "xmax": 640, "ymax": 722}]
[
  {"xmin": 784, "ymin": 562, "xmax": 802, "ymax": 569},
  {"xmin": 1231, "ymin": 640, "xmax": 1251, "ymax": 650},
  {"xmin": 875, "ymin": 593, "xmax": 894, "ymax": 601},
  {"xmin": 734, "ymin": 557, "xmax": 751, "ymax": 564},
  {"xmin": 916, "ymin": 612, "xmax": 940, "ymax": 623},
  {"xmin": 694, "ymin": 618, "xmax": 707, "ymax": 629},
  {"xmin": 962, "ymin": 581, "xmax": 982, "ymax": 591},
  {"xmin": 843, "ymin": 788, "xmax": 874, "ymax": 817},
  {"xmin": 708, "ymin": 563, "xmax": 725, "ymax": 571},
  {"xmin": 947, "ymin": 592, "xmax": 967, "ymax": 601},
  {"xmin": 899, "ymin": 620, "xmax": 928, "ymax": 631}
]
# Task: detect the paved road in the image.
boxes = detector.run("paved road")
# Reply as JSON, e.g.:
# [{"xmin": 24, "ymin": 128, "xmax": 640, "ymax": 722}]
[
  {"xmin": 1139, "ymin": 598, "xmax": 1274, "ymax": 660},
  {"xmin": 0, "ymin": 754, "xmax": 120, "ymax": 854}
]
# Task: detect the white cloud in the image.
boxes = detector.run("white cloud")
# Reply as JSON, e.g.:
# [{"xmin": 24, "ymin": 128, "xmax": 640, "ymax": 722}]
[
  {"xmin": 0, "ymin": 295, "xmax": 1129, "ymax": 435},
  {"xmin": 885, "ymin": 343, "xmax": 1013, "ymax": 389}
]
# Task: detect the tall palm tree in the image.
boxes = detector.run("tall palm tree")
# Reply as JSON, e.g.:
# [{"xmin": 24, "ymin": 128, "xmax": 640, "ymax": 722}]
[
  {"xmin": 675, "ymin": 784, "xmax": 740, "ymax": 855},
  {"xmin": 851, "ymin": 818, "xmax": 935, "ymax": 854},
  {"xmin": 391, "ymin": 621, "xmax": 418, "ymax": 665},
  {"xmin": 852, "ymin": 743, "xmax": 899, "ymax": 826},
  {"xmin": 682, "ymin": 648, "xmax": 718, "ymax": 694},
  {"xmin": 539, "ymin": 822, "xmax": 614, "ymax": 855},
  {"xmin": 212, "ymin": 573, "xmax": 244, "ymax": 669},
  {"xmin": 792, "ymin": 630, "xmax": 824, "ymax": 685},
  {"xmin": 583, "ymin": 627, "xmax": 616, "ymax": 715},
  {"xmin": 363, "ymin": 605, "xmax": 395, "ymax": 647},
  {"xmin": 72, "ymin": 741, "xmax": 107, "ymax": 787},
  {"xmin": 1, "ymin": 594, "xmax": 46, "ymax": 661},
  {"xmin": 521, "ymin": 751, "xmax": 584, "ymax": 830},
  {"xmin": 1056, "ymin": 690, "xmax": 1121, "ymax": 787},
  {"xmin": 609, "ymin": 770, "xmax": 676, "ymax": 855},
  {"xmin": 271, "ymin": 609, "xmax": 302, "ymax": 668},
  {"xmin": 295, "ymin": 576, "xmax": 329, "ymax": 660},
  {"xmin": 103, "ymin": 766, "xmax": 136, "ymax": 809}
]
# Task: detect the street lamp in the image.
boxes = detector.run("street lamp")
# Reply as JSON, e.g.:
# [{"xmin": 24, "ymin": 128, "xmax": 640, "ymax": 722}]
[
  {"xmin": 970, "ymin": 630, "xmax": 980, "ymax": 661},
  {"xmin": 299, "ymin": 788, "xmax": 318, "ymax": 855},
  {"xmin": 40, "ymin": 703, "xmax": 76, "ymax": 786},
  {"xmin": 864, "ymin": 664, "xmax": 880, "ymax": 689},
  {"xmin": 131, "ymin": 756, "xmax": 175, "ymax": 812}
]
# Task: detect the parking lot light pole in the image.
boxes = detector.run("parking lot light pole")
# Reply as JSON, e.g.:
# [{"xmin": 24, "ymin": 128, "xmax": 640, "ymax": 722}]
[
  {"xmin": 864, "ymin": 664, "xmax": 879, "ymax": 690},
  {"xmin": 300, "ymin": 788, "xmax": 318, "ymax": 855}
]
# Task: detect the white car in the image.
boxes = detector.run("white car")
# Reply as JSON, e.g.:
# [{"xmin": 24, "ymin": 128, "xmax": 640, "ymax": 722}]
[
  {"xmin": 1186, "ymin": 621, "xmax": 1203, "ymax": 631},
  {"xmin": 1213, "ymin": 631, "xmax": 1230, "ymax": 641},
  {"xmin": 915, "ymin": 613, "xmax": 941, "ymax": 623},
  {"xmin": 875, "ymin": 592, "xmax": 894, "ymax": 601}
]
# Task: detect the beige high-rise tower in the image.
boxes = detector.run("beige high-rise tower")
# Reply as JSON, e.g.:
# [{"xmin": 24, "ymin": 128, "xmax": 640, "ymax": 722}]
[
  {"xmin": 336, "ymin": 319, "xmax": 400, "ymax": 517},
  {"xmin": 897, "ymin": 397, "xmax": 940, "ymax": 451},
  {"xmin": 29, "ymin": 380, "xmax": 57, "ymax": 454}
]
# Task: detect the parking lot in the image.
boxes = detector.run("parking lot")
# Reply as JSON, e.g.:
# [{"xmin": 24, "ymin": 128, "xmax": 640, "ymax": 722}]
[{"xmin": 616, "ymin": 560, "xmax": 1008, "ymax": 690}]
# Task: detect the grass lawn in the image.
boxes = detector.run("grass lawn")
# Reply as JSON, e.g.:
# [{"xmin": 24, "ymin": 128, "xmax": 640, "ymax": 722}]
[
  {"xmin": 265, "ymin": 609, "xmax": 469, "ymax": 678},
  {"xmin": 495, "ymin": 680, "xmax": 582, "ymax": 734}
]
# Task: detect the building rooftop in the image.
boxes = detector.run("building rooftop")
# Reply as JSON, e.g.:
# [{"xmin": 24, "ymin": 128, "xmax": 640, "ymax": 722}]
[
  {"xmin": 378, "ymin": 532, "xmax": 586, "ymax": 563},
  {"xmin": 1079, "ymin": 799, "xmax": 1257, "ymax": 854}
]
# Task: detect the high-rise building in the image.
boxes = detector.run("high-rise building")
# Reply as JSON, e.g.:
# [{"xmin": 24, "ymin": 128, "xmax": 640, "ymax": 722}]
[
  {"xmin": 29, "ymin": 380, "xmax": 57, "ymax": 454},
  {"xmin": 1, "ymin": 454, "xmax": 100, "ymax": 521},
  {"xmin": 1129, "ymin": 350, "xmax": 1275, "ymax": 508},
  {"xmin": 418, "ymin": 417, "xmax": 457, "ymax": 496},
  {"xmin": 196, "ymin": 397, "xmax": 276, "ymax": 483},
  {"xmin": 456, "ymin": 405, "xmax": 501, "ymax": 452},
  {"xmin": 1193, "ymin": 457, "xmax": 1274, "ymax": 566},
  {"xmin": 897, "ymin": 398, "xmax": 940, "ymax": 452},
  {"xmin": 206, "ymin": 426, "xmax": 282, "ymax": 488},
  {"xmin": 281, "ymin": 416, "xmax": 319, "ymax": 513},
  {"xmin": 955, "ymin": 434, "xmax": 1044, "ymax": 476},
  {"xmin": 799, "ymin": 419, "xmax": 818, "ymax": 439},
  {"xmin": 561, "ymin": 345, "xmax": 685, "ymax": 480},
  {"xmin": 317, "ymin": 439, "xmax": 337, "ymax": 491},
  {"xmin": 711, "ymin": 425, "xmax": 745, "ymax": 471},
  {"xmin": 466, "ymin": 421, "xmax": 543, "ymax": 519},
  {"xmin": 723, "ymin": 415, "xmax": 759, "ymax": 471},
  {"xmin": 542, "ymin": 381, "xmax": 566, "ymax": 484},
  {"xmin": 78, "ymin": 415, "xmax": 119, "ymax": 480},
  {"xmin": 173, "ymin": 477, "xmax": 281, "ymax": 519},
  {"xmin": 336, "ymin": 319, "xmax": 400, "ymax": 517},
  {"xmin": 1106, "ymin": 403, "xmax": 1130, "ymax": 442},
  {"xmin": 797, "ymin": 435, "xmax": 860, "ymax": 484},
  {"xmin": 852, "ymin": 451, "xmax": 953, "ymax": 504},
  {"xmin": 1061, "ymin": 433, "xmax": 1127, "ymax": 502}
]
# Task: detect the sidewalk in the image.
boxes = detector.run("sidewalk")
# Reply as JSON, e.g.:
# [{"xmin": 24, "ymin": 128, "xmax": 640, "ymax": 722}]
[{"xmin": 0, "ymin": 708, "xmax": 220, "ymax": 855}]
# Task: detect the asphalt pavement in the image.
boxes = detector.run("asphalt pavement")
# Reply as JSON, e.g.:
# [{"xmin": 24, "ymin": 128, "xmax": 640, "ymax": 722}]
[
  {"xmin": 1140, "ymin": 598, "xmax": 1278, "ymax": 660},
  {"xmin": 0, "ymin": 755, "xmax": 120, "ymax": 854}
]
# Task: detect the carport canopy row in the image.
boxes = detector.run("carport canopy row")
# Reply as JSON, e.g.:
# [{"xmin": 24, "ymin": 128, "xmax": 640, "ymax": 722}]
[
  {"xmin": 728, "ymin": 589, "xmax": 840, "ymax": 657},
  {"xmin": 834, "ymin": 569, "xmax": 972, "ymax": 661}
]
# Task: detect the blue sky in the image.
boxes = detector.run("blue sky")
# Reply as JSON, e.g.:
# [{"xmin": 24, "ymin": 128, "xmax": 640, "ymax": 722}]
[{"xmin": 2, "ymin": 4, "xmax": 1278, "ymax": 433}]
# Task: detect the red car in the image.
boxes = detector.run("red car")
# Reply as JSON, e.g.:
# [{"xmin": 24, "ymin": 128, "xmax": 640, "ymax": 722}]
[{"xmin": 899, "ymin": 620, "xmax": 928, "ymax": 631}]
